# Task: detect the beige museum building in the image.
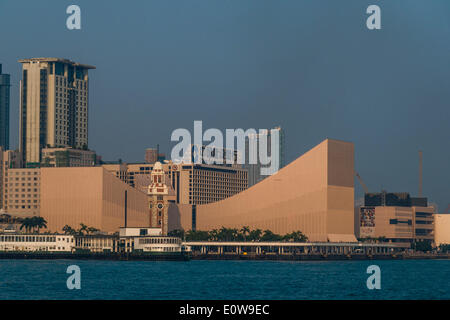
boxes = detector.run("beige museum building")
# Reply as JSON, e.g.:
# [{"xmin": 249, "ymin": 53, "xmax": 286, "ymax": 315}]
[{"xmin": 172, "ymin": 139, "xmax": 356, "ymax": 242}]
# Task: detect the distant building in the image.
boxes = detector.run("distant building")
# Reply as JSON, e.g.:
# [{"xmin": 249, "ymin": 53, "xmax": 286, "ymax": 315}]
[
  {"xmin": 0, "ymin": 64, "xmax": 10, "ymax": 150},
  {"xmin": 157, "ymin": 153, "xmax": 166, "ymax": 162},
  {"xmin": 177, "ymin": 144, "xmax": 240, "ymax": 167},
  {"xmin": 434, "ymin": 214, "xmax": 450, "ymax": 246},
  {"xmin": 245, "ymin": 126, "xmax": 285, "ymax": 187},
  {"xmin": 357, "ymin": 191, "xmax": 435, "ymax": 246},
  {"xmin": 103, "ymin": 162, "xmax": 248, "ymax": 205},
  {"xmin": 18, "ymin": 58, "xmax": 95, "ymax": 166},
  {"xmin": 0, "ymin": 149, "xmax": 22, "ymax": 209},
  {"xmin": 145, "ymin": 148, "xmax": 158, "ymax": 164},
  {"xmin": 41, "ymin": 147, "xmax": 96, "ymax": 167},
  {"xmin": 2, "ymin": 168, "xmax": 41, "ymax": 217},
  {"xmin": 2, "ymin": 149, "xmax": 22, "ymax": 169},
  {"xmin": 145, "ymin": 145, "xmax": 166, "ymax": 163}
]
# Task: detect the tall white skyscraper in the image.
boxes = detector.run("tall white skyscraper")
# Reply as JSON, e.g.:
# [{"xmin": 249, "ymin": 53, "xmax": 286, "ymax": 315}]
[{"xmin": 18, "ymin": 58, "xmax": 95, "ymax": 166}]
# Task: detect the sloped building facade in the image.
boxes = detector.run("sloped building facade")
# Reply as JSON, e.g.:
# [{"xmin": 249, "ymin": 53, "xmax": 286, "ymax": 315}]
[{"xmin": 173, "ymin": 139, "xmax": 356, "ymax": 242}]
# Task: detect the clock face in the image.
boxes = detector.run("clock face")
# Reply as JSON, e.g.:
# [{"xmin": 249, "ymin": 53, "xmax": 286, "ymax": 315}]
[{"xmin": 157, "ymin": 203, "xmax": 164, "ymax": 210}]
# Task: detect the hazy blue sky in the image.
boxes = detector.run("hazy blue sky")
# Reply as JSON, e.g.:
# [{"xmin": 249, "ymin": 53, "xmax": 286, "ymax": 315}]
[{"xmin": 0, "ymin": 0, "xmax": 449, "ymax": 210}]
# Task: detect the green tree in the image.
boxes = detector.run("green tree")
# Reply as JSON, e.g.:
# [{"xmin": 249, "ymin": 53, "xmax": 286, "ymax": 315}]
[
  {"xmin": 261, "ymin": 230, "xmax": 283, "ymax": 242},
  {"xmin": 248, "ymin": 229, "xmax": 262, "ymax": 241},
  {"xmin": 87, "ymin": 226, "xmax": 100, "ymax": 234},
  {"xmin": 240, "ymin": 226, "xmax": 250, "ymax": 241},
  {"xmin": 413, "ymin": 240, "xmax": 432, "ymax": 252},
  {"xmin": 20, "ymin": 217, "xmax": 34, "ymax": 233},
  {"xmin": 62, "ymin": 225, "xmax": 77, "ymax": 235},
  {"xmin": 31, "ymin": 216, "xmax": 47, "ymax": 233},
  {"xmin": 168, "ymin": 229, "xmax": 185, "ymax": 239},
  {"xmin": 77, "ymin": 223, "xmax": 89, "ymax": 235},
  {"xmin": 75, "ymin": 223, "xmax": 99, "ymax": 235},
  {"xmin": 208, "ymin": 229, "xmax": 220, "ymax": 241},
  {"xmin": 283, "ymin": 231, "xmax": 308, "ymax": 242},
  {"xmin": 216, "ymin": 227, "xmax": 239, "ymax": 241},
  {"xmin": 185, "ymin": 230, "xmax": 210, "ymax": 241}
]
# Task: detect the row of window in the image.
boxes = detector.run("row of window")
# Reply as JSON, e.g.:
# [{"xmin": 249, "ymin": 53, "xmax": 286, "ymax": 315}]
[
  {"xmin": 6, "ymin": 187, "xmax": 39, "ymax": 192},
  {"xmin": 144, "ymin": 247, "xmax": 180, "ymax": 252},
  {"xmin": 6, "ymin": 171, "xmax": 39, "ymax": 176},
  {"xmin": 5, "ymin": 177, "xmax": 39, "ymax": 182},
  {"xmin": 55, "ymin": 77, "xmax": 88, "ymax": 90},
  {"xmin": 390, "ymin": 219, "xmax": 412, "ymax": 225},
  {"xmin": 138, "ymin": 238, "xmax": 180, "ymax": 244},
  {"xmin": 0, "ymin": 235, "xmax": 72, "ymax": 242},
  {"xmin": 4, "ymin": 205, "xmax": 39, "ymax": 209}
]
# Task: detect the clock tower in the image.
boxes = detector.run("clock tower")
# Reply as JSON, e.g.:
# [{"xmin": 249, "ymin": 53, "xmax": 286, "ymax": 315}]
[{"xmin": 147, "ymin": 162, "xmax": 175, "ymax": 235}]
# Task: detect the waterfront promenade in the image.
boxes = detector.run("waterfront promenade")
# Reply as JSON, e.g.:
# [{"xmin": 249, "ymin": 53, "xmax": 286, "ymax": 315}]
[
  {"xmin": 1, "ymin": 240, "xmax": 448, "ymax": 261},
  {"xmin": 185, "ymin": 241, "xmax": 450, "ymax": 261},
  {"xmin": 184, "ymin": 241, "xmax": 401, "ymax": 255}
]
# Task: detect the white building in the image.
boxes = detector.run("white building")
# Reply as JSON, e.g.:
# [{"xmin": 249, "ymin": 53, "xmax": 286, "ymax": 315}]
[
  {"xmin": 0, "ymin": 234, "xmax": 74, "ymax": 252},
  {"xmin": 133, "ymin": 236, "xmax": 183, "ymax": 253},
  {"xmin": 119, "ymin": 227, "xmax": 162, "ymax": 237}
]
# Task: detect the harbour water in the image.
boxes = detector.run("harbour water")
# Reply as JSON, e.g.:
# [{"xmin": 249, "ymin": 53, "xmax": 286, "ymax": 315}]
[{"xmin": 0, "ymin": 259, "xmax": 448, "ymax": 299}]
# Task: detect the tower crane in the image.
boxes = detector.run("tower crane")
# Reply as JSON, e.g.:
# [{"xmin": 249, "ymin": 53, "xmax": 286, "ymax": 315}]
[{"xmin": 355, "ymin": 171, "xmax": 369, "ymax": 194}]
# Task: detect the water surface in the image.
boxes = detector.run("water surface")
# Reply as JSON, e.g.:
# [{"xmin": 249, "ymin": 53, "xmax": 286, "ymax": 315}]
[{"xmin": 0, "ymin": 259, "xmax": 448, "ymax": 299}]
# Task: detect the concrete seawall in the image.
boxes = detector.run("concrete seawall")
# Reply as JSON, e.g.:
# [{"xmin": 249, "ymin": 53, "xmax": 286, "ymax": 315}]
[
  {"xmin": 191, "ymin": 253, "xmax": 450, "ymax": 261},
  {"xmin": 0, "ymin": 252, "xmax": 190, "ymax": 261}
]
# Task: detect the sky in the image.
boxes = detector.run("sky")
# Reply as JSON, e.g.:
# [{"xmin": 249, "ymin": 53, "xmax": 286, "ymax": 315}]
[{"xmin": 0, "ymin": 0, "xmax": 449, "ymax": 210}]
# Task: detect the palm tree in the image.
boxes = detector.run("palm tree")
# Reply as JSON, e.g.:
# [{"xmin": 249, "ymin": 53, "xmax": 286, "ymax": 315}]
[
  {"xmin": 87, "ymin": 226, "xmax": 99, "ymax": 234},
  {"xmin": 185, "ymin": 230, "xmax": 209, "ymax": 241},
  {"xmin": 283, "ymin": 231, "xmax": 308, "ymax": 242},
  {"xmin": 31, "ymin": 216, "xmax": 47, "ymax": 233},
  {"xmin": 231, "ymin": 228, "xmax": 239, "ymax": 241},
  {"xmin": 168, "ymin": 229, "xmax": 185, "ymax": 239},
  {"xmin": 240, "ymin": 226, "xmax": 250, "ymax": 241},
  {"xmin": 208, "ymin": 229, "xmax": 219, "ymax": 241},
  {"xmin": 20, "ymin": 217, "xmax": 34, "ymax": 233},
  {"xmin": 78, "ymin": 223, "xmax": 89, "ymax": 235},
  {"xmin": 62, "ymin": 225, "xmax": 77, "ymax": 235},
  {"xmin": 249, "ymin": 229, "xmax": 262, "ymax": 241},
  {"xmin": 261, "ymin": 230, "xmax": 282, "ymax": 242},
  {"xmin": 218, "ymin": 227, "xmax": 236, "ymax": 241}
]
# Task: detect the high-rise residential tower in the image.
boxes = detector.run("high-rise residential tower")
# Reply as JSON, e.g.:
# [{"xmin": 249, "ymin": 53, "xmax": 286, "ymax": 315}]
[
  {"xmin": 0, "ymin": 64, "xmax": 10, "ymax": 150},
  {"xmin": 18, "ymin": 58, "xmax": 95, "ymax": 166},
  {"xmin": 145, "ymin": 148, "xmax": 158, "ymax": 164},
  {"xmin": 245, "ymin": 126, "xmax": 285, "ymax": 187}
]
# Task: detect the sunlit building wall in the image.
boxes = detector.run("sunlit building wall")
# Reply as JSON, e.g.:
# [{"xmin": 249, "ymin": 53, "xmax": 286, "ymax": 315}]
[
  {"xmin": 434, "ymin": 214, "xmax": 450, "ymax": 246},
  {"xmin": 173, "ymin": 139, "xmax": 356, "ymax": 242},
  {"xmin": 40, "ymin": 167, "xmax": 148, "ymax": 233}
]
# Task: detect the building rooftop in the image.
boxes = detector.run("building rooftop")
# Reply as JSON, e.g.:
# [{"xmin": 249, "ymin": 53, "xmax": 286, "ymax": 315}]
[{"xmin": 18, "ymin": 57, "xmax": 95, "ymax": 69}]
